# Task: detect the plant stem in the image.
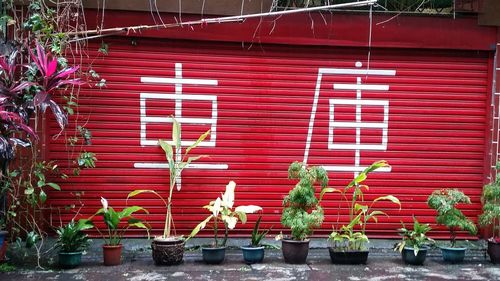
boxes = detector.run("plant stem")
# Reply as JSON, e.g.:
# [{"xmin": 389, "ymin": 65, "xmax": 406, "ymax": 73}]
[
  {"xmin": 164, "ymin": 170, "xmax": 176, "ymax": 238},
  {"xmin": 450, "ymin": 228, "xmax": 456, "ymax": 248},
  {"xmin": 213, "ymin": 216, "xmax": 218, "ymax": 247},
  {"xmin": 221, "ymin": 222, "xmax": 229, "ymax": 247}
]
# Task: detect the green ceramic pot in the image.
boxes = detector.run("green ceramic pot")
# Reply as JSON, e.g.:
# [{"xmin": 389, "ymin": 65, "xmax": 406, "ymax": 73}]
[
  {"xmin": 241, "ymin": 245, "xmax": 265, "ymax": 264},
  {"xmin": 401, "ymin": 246, "xmax": 429, "ymax": 265},
  {"xmin": 440, "ymin": 246, "xmax": 466, "ymax": 263},
  {"xmin": 58, "ymin": 251, "xmax": 83, "ymax": 268},
  {"xmin": 202, "ymin": 246, "xmax": 226, "ymax": 264}
]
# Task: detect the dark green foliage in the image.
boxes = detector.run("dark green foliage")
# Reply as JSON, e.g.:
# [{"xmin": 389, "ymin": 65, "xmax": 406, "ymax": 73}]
[
  {"xmin": 479, "ymin": 163, "xmax": 500, "ymax": 239},
  {"xmin": 427, "ymin": 188, "xmax": 477, "ymax": 247},
  {"xmin": 55, "ymin": 219, "xmax": 93, "ymax": 253},
  {"xmin": 281, "ymin": 161, "xmax": 328, "ymax": 240},
  {"xmin": 251, "ymin": 216, "xmax": 271, "ymax": 247},
  {"xmin": 0, "ymin": 263, "xmax": 16, "ymax": 272}
]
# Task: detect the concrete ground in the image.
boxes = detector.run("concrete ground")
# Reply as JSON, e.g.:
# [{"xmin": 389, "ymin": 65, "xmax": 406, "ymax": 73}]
[{"xmin": 1, "ymin": 239, "xmax": 499, "ymax": 281}]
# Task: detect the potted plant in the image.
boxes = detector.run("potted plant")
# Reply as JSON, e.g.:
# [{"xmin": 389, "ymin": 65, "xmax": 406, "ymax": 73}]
[
  {"xmin": 55, "ymin": 219, "xmax": 94, "ymax": 268},
  {"xmin": 279, "ymin": 161, "xmax": 329, "ymax": 264},
  {"xmin": 327, "ymin": 160, "xmax": 400, "ymax": 264},
  {"xmin": 189, "ymin": 181, "xmax": 262, "ymax": 264},
  {"xmin": 394, "ymin": 217, "xmax": 434, "ymax": 265},
  {"xmin": 427, "ymin": 188, "xmax": 477, "ymax": 263},
  {"xmin": 89, "ymin": 197, "xmax": 150, "ymax": 266},
  {"xmin": 241, "ymin": 215, "xmax": 271, "ymax": 264},
  {"xmin": 128, "ymin": 116, "xmax": 210, "ymax": 265},
  {"xmin": 479, "ymin": 162, "xmax": 500, "ymax": 264}
]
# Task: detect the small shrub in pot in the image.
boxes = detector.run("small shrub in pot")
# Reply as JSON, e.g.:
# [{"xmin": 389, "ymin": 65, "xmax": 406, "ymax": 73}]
[
  {"xmin": 279, "ymin": 161, "xmax": 329, "ymax": 264},
  {"xmin": 427, "ymin": 188, "xmax": 477, "ymax": 263}
]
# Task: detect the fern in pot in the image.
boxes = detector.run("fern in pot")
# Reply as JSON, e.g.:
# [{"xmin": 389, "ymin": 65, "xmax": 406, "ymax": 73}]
[
  {"xmin": 55, "ymin": 219, "xmax": 93, "ymax": 268},
  {"xmin": 189, "ymin": 181, "xmax": 262, "ymax": 264},
  {"xmin": 327, "ymin": 160, "xmax": 400, "ymax": 264},
  {"xmin": 278, "ymin": 161, "xmax": 329, "ymax": 264},
  {"xmin": 427, "ymin": 188, "xmax": 477, "ymax": 263}
]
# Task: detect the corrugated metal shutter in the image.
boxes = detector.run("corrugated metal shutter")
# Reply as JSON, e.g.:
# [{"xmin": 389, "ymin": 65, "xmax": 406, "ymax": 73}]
[{"xmin": 48, "ymin": 38, "xmax": 490, "ymax": 238}]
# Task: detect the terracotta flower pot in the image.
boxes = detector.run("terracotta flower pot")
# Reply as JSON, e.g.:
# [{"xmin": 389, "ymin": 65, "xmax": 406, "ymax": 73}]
[{"xmin": 103, "ymin": 244, "xmax": 122, "ymax": 266}]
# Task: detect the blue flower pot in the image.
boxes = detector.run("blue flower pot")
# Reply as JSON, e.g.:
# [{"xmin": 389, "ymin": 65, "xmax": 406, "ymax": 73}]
[
  {"xmin": 0, "ymin": 231, "xmax": 7, "ymax": 262},
  {"xmin": 202, "ymin": 246, "xmax": 226, "ymax": 264},
  {"xmin": 401, "ymin": 246, "xmax": 428, "ymax": 265},
  {"xmin": 241, "ymin": 245, "xmax": 265, "ymax": 264},
  {"xmin": 440, "ymin": 246, "xmax": 466, "ymax": 263},
  {"xmin": 0, "ymin": 231, "xmax": 7, "ymax": 247}
]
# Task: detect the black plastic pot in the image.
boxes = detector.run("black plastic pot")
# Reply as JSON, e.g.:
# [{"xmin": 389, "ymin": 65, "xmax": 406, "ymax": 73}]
[
  {"xmin": 241, "ymin": 245, "xmax": 265, "ymax": 264},
  {"xmin": 202, "ymin": 246, "xmax": 226, "ymax": 264},
  {"xmin": 58, "ymin": 251, "xmax": 83, "ymax": 268},
  {"xmin": 328, "ymin": 248, "xmax": 369, "ymax": 264},
  {"xmin": 151, "ymin": 238, "xmax": 185, "ymax": 266},
  {"xmin": 487, "ymin": 240, "xmax": 500, "ymax": 264},
  {"xmin": 440, "ymin": 246, "xmax": 466, "ymax": 263},
  {"xmin": 401, "ymin": 246, "xmax": 429, "ymax": 265},
  {"xmin": 282, "ymin": 239, "xmax": 309, "ymax": 264}
]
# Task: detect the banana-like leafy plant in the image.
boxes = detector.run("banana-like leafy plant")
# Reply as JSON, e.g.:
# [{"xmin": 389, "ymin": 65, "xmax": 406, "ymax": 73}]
[
  {"xmin": 427, "ymin": 188, "xmax": 477, "ymax": 247},
  {"xmin": 128, "ymin": 117, "xmax": 209, "ymax": 239},
  {"xmin": 189, "ymin": 181, "xmax": 262, "ymax": 247},
  {"xmin": 328, "ymin": 160, "xmax": 400, "ymax": 251}
]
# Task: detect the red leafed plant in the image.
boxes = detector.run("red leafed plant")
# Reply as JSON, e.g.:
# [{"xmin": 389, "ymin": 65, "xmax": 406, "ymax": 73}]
[
  {"xmin": 0, "ymin": 43, "xmax": 81, "ymax": 164},
  {"xmin": 29, "ymin": 42, "xmax": 83, "ymax": 130}
]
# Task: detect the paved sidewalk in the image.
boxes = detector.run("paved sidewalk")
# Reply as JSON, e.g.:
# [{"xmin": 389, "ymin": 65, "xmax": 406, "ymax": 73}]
[{"xmin": 1, "ymin": 239, "xmax": 499, "ymax": 281}]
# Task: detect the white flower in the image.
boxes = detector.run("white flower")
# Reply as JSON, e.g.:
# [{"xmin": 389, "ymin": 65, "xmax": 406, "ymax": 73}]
[
  {"xmin": 101, "ymin": 197, "xmax": 108, "ymax": 212},
  {"xmin": 221, "ymin": 181, "xmax": 236, "ymax": 208},
  {"xmin": 212, "ymin": 197, "xmax": 221, "ymax": 217}
]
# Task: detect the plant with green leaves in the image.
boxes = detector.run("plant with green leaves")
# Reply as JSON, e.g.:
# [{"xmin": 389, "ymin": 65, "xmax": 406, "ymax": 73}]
[
  {"xmin": 189, "ymin": 181, "xmax": 262, "ymax": 247},
  {"xmin": 394, "ymin": 217, "xmax": 434, "ymax": 256},
  {"xmin": 55, "ymin": 219, "xmax": 94, "ymax": 253},
  {"xmin": 328, "ymin": 160, "xmax": 400, "ymax": 251},
  {"xmin": 128, "ymin": 117, "xmax": 209, "ymax": 240},
  {"xmin": 280, "ymin": 161, "xmax": 329, "ymax": 241},
  {"xmin": 89, "ymin": 197, "xmax": 150, "ymax": 246},
  {"xmin": 250, "ymin": 216, "xmax": 272, "ymax": 247},
  {"xmin": 479, "ymin": 163, "xmax": 500, "ymax": 243},
  {"xmin": 427, "ymin": 188, "xmax": 477, "ymax": 247}
]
